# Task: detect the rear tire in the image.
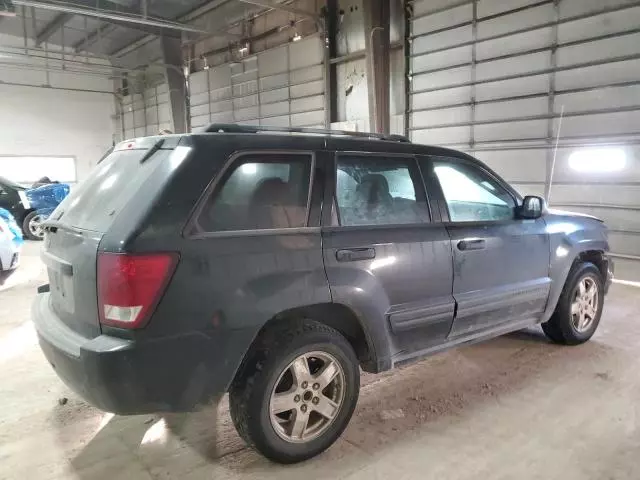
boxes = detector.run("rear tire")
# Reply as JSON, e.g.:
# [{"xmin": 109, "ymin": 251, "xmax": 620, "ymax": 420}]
[
  {"xmin": 23, "ymin": 211, "xmax": 44, "ymax": 241},
  {"xmin": 542, "ymin": 262, "xmax": 604, "ymax": 345},
  {"xmin": 229, "ymin": 319, "xmax": 360, "ymax": 464}
]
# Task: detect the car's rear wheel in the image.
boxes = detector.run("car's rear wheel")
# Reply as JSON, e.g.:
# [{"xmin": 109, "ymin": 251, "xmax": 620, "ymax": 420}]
[
  {"xmin": 23, "ymin": 211, "xmax": 45, "ymax": 241},
  {"xmin": 542, "ymin": 262, "xmax": 604, "ymax": 345},
  {"xmin": 229, "ymin": 319, "xmax": 359, "ymax": 464}
]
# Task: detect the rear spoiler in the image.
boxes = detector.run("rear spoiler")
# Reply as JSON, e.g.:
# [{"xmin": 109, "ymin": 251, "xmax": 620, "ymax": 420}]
[{"xmin": 97, "ymin": 136, "xmax": 182, "ymax": 164}]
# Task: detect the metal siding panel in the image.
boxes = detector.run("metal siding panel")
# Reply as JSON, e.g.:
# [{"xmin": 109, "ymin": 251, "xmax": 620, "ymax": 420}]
[
  {"xmin": 235, "ymin": 106, "xmax": 260, "ymax": 121},
  {"xmin": 413, "ymin": 65, "xmax": 472, "ymax": 91},
  {"xmin": 145, "ymin": 107, "xmax": 158, "ymax": 124},
  {"xmin": 210, "ymin": 111, "xmax": 234, "ymax": 123},
  {"xmin": 413, "ymin": 0, "xmax": 464, "ymax": 17},
  {"xmin": 474, "ymin": 119, "xmax": 548, "ymax": 141},
  {"xmin": 261, "ymin": 87, "xmax": 289, "ymax": 104},
  {"xmin": 411, "ymin": 126, "xmax": 471, "ymax": 144},
  {"xmin": 124, "ymin": 129, "xmax": 135, "ymax": 140},
  {"xmin": 558, "ymin": 6, "xmax": 640, "ymax": 43},
  {"xmin": 554, "ymin": 85, "xmax": 640, "ymax": 114},
  {"xmin": 190, "ymin": 70, "xmax": 209, "ymax": 94},
  {"xmin": 477, "ymin": 0, "xmax": 536, "ymax": 18},
  {"xmin": 209, "ymin": 65, "xmax": 232, "ymax": 89},
  {"xmin": 290, "ymin": 65, "xmax": 323, "ymax": 84},
  {"xmin": 476, "ymin": 26, "xmax": 554, "ymax": 61},
  {"xmin": 289, "ymin": 36, "xmax": 322, "ymax": 70},
  {"xmin": 291, "ymin": 80, "xmax": 324, "ymax": 98},
  {"xmin": 210, "ymin": 100, "xmax": 232, "ymax": 114},
  {"xmin": 191, "ymin": 114, "xmax": 210, "ymax": 128},
  {"xmin": 411, "ymin": 106, "xmax": 472, "ymax": 128},
  {"xmin": 156, "ymin": 83, "xmax": 168, "ymax": 94},
  {"xmin": 259, "ymin": 73, "xmax": 289, "ymax": 90},
  {"xmin": 475, "ymin": 73, "xmax": 550, "ymax": 100},
  {"xmin": 412, "ymin": 45, "xmax": 473, "ymax": 73},
  {"xmin": 157, "ymin": 92, "xmax": 169, "ymax": 104},
  {"xmin": 475, "ymin": 97, "xmax": 548, "ymax": 121},
  {"xmin": 477, "ymin": 4, "xmax": 555, "ymax": 39},
  {"xmin": 557, "ymin": 32, "xmax": 640, "ymax": 67},
  {"xmin": 233, "ymin": 94, "xmax": 259, "ymax": 110},
  {"xmin": 474, "ymin": 149, "xmax": 547, "ymax": 182},
  {"xmin": 556, "ymin": 205, "xmax": 640, "ymax": 232},
  {"xmin": 511, "ymin": 182, "xmax": 546, "ymax": 197},
  {"xmin": 411, "ymin": 85, "xmax": 472, "ymax": 109},
  {"xmin": 476, "ymin": 51, "xmax": 551, "ymax": 81},
  {"xmin": 559, "ymin": 0, "xmax": 639, "ymax": 18},
  {"xmin": 232, "ymin": 78, "xmax": 258, "ymax": 97},
  {"xmin": 412, "ymin": 3, "xmax": 473, "ymax": 36},
  {"xmin": 608, "ymin": 232, "xmax": 640, "ymax": 257},
  {"xmin": 135, "ymin": 127, "xmax": 146, "ymax": 137},
  {"xmin": 261, "ymin": 115, "xmax": 290, "ymax": 127},
  {"xmin": 291, "ymin": 95, "xmax": 324, "ymax": 114},
  {"xmin": 258, "ymin": 45, "xmax": 288, "ymax": 76},
  {"xmin": 557, "ymin": 111, "xmax": 640, "ymax": 137},
  {"xmin": 133, "ymin": 109, "xmax": 145, "ymax": 128},
  {"xmin": 190, "ymin": 91, "xmax": 209, "ymax": 107},
  {"xmin": 291, "ymin": 109, "xmax": 325, "ymax": 126},
  {"xmin": 210, "ymin": 86, "xmax": 232, "ymax": 103},
  {"xmin": 612, "ymin": 257, "xmax": 640, "ymax": 282},
  {"xmin": 190, "ymin": 103, "xmax": 209, "ymax": 118},
  {"xmin": 412, "ymin": 25, "xmax": 473, "ymax": 55},
  {"xmin": 550, "ymin": 184, "xmax": 640, "ymax": 208},
  {"xmin": 555, "ymin": 59, "xmax": 640, "ymax": 90},
  {"xmin": 261, "ymin": 102, "xmax": 289, "ymax": 117}
]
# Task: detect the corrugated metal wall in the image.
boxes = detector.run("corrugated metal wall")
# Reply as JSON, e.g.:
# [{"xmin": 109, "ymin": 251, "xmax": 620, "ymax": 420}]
[
  {"xmin": 120, "ymin": 82, "xmax": 172, "ymax": 140},
  {"xmin": 189, "ymin": 35, "xmax": 325, "ymax": 130},
  {"xmin": 410, "ymin": 0, "xmax": 640, "ymax": 281}
]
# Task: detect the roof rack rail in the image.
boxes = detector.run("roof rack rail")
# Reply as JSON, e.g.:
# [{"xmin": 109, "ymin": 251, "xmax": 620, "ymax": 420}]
[{"xmin": 203, "ymin": 123, "xmax": 410, "ymax": 143}]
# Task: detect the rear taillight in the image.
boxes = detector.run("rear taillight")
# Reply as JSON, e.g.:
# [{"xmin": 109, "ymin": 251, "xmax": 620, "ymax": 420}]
[{"xmin": 97, "ymin": 252, "xmax": 178, "ymax": 329}]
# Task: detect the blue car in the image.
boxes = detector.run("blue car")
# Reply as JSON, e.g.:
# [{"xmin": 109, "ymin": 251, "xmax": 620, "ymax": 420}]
[{"xmin": 24, "ymin": 183, "xmax": 70, "ymax": 240}]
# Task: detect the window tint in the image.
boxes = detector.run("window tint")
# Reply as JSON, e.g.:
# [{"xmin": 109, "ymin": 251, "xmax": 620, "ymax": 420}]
[
  {"xmin": 197, "ymin": 154, "xmax": 312, "ymax": 232},
  {"xmin": 336, "ymin": 156, "xmax": 429, "ymax": 226},
  {"xmin": 433, "ymin": 160, "xmax": 515, "ymax": 222}
]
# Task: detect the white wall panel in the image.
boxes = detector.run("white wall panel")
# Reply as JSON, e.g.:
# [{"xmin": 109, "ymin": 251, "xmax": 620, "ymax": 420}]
[
  {"xmin": 476, "ymin": 26, "xmax": 554, "ymax": 60},
  {"xmin": 554, "ymin": 85, "xmax": 640, "ymax": 114},
  {"xmin": 476, "ymin": 51, "xmax": 551, "ymax": 81},
  {"xmin": 413, "ymin": 65, "xmax": 472, "ymax": 91},
  {"xmin": 412, "ymin": 3, "xmax": 473, "ymax": 35},
  {"xmin": 412, "ymin": 25, "xmax": 473, "ymax": 55},
  {"xmin": 558, "ymin": 6, "xmax": 640, "ymax": 43},
  {"xmin": 411, "ymin": 106, "xmax": 472, "ymax": 128},
  {"xmin": 555, "ymin": 59, "xmax": 640, "ymax": 90},
  {"xmin": 475, "ymin": 119, "xmax": 547, "ymax": 141},
  {"xmin": 477, "ymin": 4, "xmax": 555, "ymax": 38},
  {"xmin": 412, "ymin": 45, "xmax": 473, "ymax": 73},
  {"xmin": 475, "ymin": 74, "xmax": 549, "ymax": 101},
  {"xmin": 476, "ymin": 97, "xmax": 548, "ymax": 121},
  {"xmin": 412, "ymin": 85, "xmax": 472, "ymax": 110}
]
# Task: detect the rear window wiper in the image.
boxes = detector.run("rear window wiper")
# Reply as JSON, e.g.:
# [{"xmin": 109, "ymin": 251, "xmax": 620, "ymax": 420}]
[{"xmin": 139, "ymin": 139, "xmax": 165, "ymax": 164}]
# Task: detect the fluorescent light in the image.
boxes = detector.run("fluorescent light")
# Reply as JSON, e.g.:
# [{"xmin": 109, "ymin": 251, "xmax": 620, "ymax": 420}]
[
  {"xmin": 292, "ymin": 33, "xmax": 302, "ymax": 42},
  {"xmin": 241, "ymin": 163, "xmax": 257, "ymax": 174},
  {"xmin": 568, "ymin": 148, "xmax": 626, "ymax": 172}
]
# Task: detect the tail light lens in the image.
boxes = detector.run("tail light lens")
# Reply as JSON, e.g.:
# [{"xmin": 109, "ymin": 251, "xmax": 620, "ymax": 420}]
[{"xmin": 97, "ymin": 252, "xmax": 178, "ymax": 329}]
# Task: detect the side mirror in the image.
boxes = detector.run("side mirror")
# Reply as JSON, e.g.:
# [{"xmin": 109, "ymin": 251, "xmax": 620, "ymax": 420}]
[{"xmin": 517, "ymin": 195, "xmax": 545, "ymax": 219}]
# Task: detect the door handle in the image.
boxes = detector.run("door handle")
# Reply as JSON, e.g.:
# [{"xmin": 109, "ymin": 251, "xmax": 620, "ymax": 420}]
[
  {"xmin": 336, "ymin": 248, "xmax": 376, "ymax": 262},
  {"xmin": 457, "ymin": 239, "xmax": 486, "ymax": 251}
]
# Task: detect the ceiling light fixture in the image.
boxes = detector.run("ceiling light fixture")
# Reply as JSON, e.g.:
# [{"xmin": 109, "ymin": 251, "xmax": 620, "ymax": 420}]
[
  {"xmin": 568, "ymin": 148, "xmax": 626, "ymax": 172},
  {"xmin": 292, "ymin": 33, "xmax": 302, "ymax": 42}
]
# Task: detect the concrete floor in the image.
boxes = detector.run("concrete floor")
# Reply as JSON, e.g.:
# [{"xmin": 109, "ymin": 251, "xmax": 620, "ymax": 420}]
[{"xmin": 1, "ymin": 242, "xmax": 639, "ymax": 480}]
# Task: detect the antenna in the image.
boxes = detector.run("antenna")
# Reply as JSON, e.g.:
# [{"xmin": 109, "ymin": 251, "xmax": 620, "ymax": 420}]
[{"xmin": 547, "ymin": 105, "xmax": 564, "ymax": 204}]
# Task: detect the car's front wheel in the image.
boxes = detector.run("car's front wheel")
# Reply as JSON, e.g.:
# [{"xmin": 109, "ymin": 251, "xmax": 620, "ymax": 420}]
[
  {"xmin": 542, "ymin": 262, "xmax": 604, "ymax": 345},
  {"xmin": 23, "ymin": 211, "xmax": 45, "ymax": 241},
  {"xmin": 229, "ymin": 319, "xmax": 360, "ymax": 464}
]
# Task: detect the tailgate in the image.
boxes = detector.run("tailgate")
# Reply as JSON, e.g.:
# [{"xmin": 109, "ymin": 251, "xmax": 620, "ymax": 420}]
[{"xmin": 42, "ymin": 226, "xmax": 102, "ymax": 338}]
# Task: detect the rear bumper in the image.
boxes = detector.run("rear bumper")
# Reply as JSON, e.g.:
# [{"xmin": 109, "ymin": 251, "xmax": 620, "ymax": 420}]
[{"xmin": 32, "ymin": 293, "xmax": 254, "ymax": 415}]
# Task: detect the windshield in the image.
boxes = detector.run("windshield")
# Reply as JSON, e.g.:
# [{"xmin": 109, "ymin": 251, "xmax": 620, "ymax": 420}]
[{"xmin": 0, "ymin": 176, "xmax": 27, "ymax": 191}]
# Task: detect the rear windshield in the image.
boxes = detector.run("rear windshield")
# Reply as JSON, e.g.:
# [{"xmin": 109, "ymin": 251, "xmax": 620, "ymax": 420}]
[{"xmin": 52, "ymin": 148, "xmax": 171, "ymax": 232}]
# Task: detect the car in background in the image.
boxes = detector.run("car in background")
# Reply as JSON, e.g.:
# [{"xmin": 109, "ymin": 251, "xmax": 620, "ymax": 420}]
[
  {"xmin": 0, "ymin": 207, "xmax": 23, "ymax": 276},
  {"xmin": 0, "ymin": 176, "xmax": 70, "ymax": 241}
]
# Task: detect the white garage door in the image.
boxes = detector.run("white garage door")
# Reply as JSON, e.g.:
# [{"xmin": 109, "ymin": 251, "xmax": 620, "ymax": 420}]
[
  {"xmin": 189, "ymin": 34, "xmax": 326, "ymax": 131},
  {"xmin": 410, "ymin": 0, "xmax": 640, "ymax": 281},
  {"xmin": 120, "ymin": 82, "xmax": 172, "ymax": 140}
]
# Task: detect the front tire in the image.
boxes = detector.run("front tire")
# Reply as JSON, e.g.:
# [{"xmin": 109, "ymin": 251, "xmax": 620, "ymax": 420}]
[
  {"xmin": 23, "ymin": 211, "xmax": 45, "ymax": 241},
  {"xmin": 542, "ymin": 262, "xmax": 604, "ymax": 345},
  {"xmin": 229, "ymin": 319, "xmax": 360, "ymax": 464}
]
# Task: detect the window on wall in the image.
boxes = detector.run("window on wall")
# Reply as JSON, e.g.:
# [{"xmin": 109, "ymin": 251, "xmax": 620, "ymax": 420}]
[
  {"xmin": 335, "ymin": 156, "xmax": 430, "ymax": 226},
  {"xmin": 433, "ymin": 160, "xmax": 515, "ymax": 222},
  {"xmin": 196, "ymin": 153, "xmax": 312, "ymax": 232},
  {"xmin": 0, "ymin": 156, "xmax": 76, "ymax": 185}
]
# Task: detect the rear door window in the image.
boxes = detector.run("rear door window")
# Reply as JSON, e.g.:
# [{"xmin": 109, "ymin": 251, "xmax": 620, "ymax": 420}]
[
  {"xmin": 335, "ymin": 156, "xmax": 430, "ymax": 226},
  {"xmin": 53, "ymin": 148, "xmax": 172, "ymax": 232},
  {"xmin": 195, "ymin": 153, "xmax": 313, "ymax": 233}
]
